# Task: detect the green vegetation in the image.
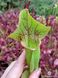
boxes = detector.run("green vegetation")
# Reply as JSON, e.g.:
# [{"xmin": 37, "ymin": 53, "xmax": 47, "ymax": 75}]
[{"xmin": 0, "ymin": 0, "xmax": 58, "ymax": 16}]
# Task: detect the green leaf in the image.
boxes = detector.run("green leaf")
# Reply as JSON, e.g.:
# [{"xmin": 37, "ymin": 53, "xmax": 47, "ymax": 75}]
[
  {"xmin": 8, "ymin": 28, "xmax": 21, "ymax": 41},
  {"xmin": 21, "ymin": 70, "xmax": 29, "ymax": 78},
  {"xmin": 30, "ymin": 48, "xmax": 40, "ymax": 73},
  {"xmin": 8, "ymin": 9, "xmax": 50, "ymax": 49},
  {"xmin": 8, "ymin": 9, "xmax": 50, "ymax": 76},
  {"xmin": 34, "ymin": 48, "xmax": 40, "ymax": 69},
  {"xmin": 30, "ymin": 51, "xmax": 35, "ymax": 73},
  {"xmin": 26, "ymin": 49, "xmax": 32, "ymax": 66},
  {"xmin": 0, "ymin": 2, "xmax": 7, "ymax": 7}
]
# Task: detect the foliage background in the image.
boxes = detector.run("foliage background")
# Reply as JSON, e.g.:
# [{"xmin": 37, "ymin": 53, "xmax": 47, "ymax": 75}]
[{"xmin": 0, "ymin": 0, "xmax": 58, "ymax": 16}]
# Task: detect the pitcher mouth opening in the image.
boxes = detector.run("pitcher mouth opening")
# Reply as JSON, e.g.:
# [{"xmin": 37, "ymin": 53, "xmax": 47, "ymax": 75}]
[{"xmin": 21, "ymin": 41, "xmax": 36, "ymax": 51}]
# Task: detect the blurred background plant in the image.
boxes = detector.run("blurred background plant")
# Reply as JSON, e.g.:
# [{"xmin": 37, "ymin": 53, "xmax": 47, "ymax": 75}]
[
  {"xmin": 0, "ymin": 0, "xmax": 27, "ymax": 14},
  {"xmin": 0, "ymin": 0, "xmax": 58, "ymax": 16}
]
